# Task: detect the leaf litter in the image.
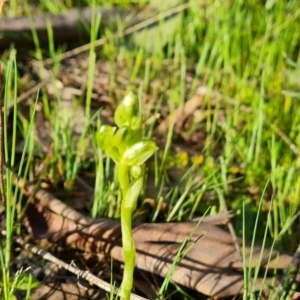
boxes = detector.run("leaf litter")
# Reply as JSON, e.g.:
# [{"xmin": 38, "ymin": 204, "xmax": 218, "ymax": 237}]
[{"xmin": 2, "ymin": 3, "xmax": 300, "ymax": 300}]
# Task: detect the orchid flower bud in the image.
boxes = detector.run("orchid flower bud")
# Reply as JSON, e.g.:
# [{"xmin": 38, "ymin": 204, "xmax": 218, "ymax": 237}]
[{"xmin": 130, "ymin": 165, "xmax": 143, "ymax": 179}]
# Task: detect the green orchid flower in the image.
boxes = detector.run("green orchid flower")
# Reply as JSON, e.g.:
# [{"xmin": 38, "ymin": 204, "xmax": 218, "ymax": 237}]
[
  {"xmin": 96, "ymin": 92, "xmax": 157, "ymax": 300},
  {"xmin": 114, "ymin": 92, "xmax": 142, "ymax": 130}
]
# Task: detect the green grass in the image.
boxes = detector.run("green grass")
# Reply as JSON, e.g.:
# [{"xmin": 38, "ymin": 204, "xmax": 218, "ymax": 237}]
[
  {"xmin": 0, "ymin": 51, "xmax": 39, "ymax": 300},
  {"xmin": 0, "ymin": 0, "xmax": 300, "ymax": 299}
]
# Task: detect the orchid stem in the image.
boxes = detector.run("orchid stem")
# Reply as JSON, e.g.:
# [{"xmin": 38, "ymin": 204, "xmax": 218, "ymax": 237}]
[{"xmin": 96, "ymin": 92, "xmax": 157, "ymax": 299}]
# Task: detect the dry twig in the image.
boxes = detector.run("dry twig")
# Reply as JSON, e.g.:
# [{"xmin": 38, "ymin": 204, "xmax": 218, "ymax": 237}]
[{"xmin": 9, "ymin": 231, "xmax": 146, "ymax": 300}]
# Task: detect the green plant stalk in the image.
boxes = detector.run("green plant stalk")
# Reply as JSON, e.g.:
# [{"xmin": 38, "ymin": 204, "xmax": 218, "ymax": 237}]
[
  {"xmin": 120, "ymin": 204, "xmax": 135, "ymax": 299},
  {"xmin": 118, "ymin": 162, "xmax": 134, "ymax": 298},
  {"xmin": 119, "ymin": 161, "xmax": 144, "ymax": 299},
  {"xmin": 96, "ymin": 92, "xmax": 157, "ymax": 300}
]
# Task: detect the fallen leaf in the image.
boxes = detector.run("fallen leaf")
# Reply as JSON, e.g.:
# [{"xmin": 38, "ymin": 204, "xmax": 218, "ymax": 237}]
[{"xmin": 20, "ymin": 180, "xmax": 299, "ymax": 299}]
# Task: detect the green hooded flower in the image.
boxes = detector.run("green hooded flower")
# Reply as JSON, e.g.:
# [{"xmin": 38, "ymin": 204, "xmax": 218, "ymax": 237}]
[
  {"xmin": 123, "ymin": 141, "xmax": 157, "ymax": 166},
  {"xmin": 114, "ymin": 92, "xmax": 142, "ymax": 130}
]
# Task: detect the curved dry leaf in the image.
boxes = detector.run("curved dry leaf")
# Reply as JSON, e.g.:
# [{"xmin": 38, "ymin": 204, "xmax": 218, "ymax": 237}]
[{"xmin": 23, "ymin": 188, "xmax": 299, "ymax": 299}]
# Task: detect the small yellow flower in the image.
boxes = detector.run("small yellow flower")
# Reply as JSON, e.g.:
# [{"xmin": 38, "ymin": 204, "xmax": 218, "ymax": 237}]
[
  {"xmin": 191, "ymin": 154, "xmax": 204, "ymax": 166},
  {"xmin": 175, "ymin": 151, "xmax": 189, "ymax": 168}
]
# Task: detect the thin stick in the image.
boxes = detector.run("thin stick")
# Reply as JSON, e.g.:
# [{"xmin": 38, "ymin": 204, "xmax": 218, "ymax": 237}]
[
  {"xmin": 270, "ymin": 124, "xmax": 299, "ymax": 156},
  {"xmin": 7, "ymin": 77, "xmax": 51, "ymax": 110},
  {"xmin": 14, "ymin": 177, "xmax": 89, "ymax": 225},
  {"xmin": 44, "ymin": 2, "xmax": 191, "ymax": 65},
  {"xmin": 14, "ymin": 3, "xmax": 191, "ymax": 108},
  {"xmin": 11, "ymin": 232, "xmax": 147, "ymax": 300}
]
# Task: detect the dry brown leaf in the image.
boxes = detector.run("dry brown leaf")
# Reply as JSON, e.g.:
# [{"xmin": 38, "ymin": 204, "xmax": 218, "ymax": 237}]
[
  {"xmin": 29, "ymin": 282, "xmax": 103, "ymax": 300},
  {"xmin": 20, "ymin": 181, "xmax": 299, "ymax": 299}
]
